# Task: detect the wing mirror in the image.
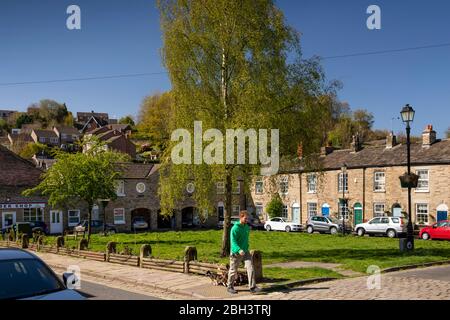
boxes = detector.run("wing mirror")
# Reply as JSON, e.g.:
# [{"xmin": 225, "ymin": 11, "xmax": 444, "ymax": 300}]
[
  {"xmin": 432, "ymin": 224, "xmax": 437, "ymax": 229},
  {"xmin": 62, "ymin": 272, "xmax": 78, "ymax": 289}
]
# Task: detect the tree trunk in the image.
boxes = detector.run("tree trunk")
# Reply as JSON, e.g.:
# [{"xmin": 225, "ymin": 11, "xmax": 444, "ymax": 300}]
[
  {"xmin": 221, "ymin": 169, "xmax": 233, "ymax": 257},
  {"xmin": 87, "ymin": 202, "xmax": 93, "ymax": 244}
]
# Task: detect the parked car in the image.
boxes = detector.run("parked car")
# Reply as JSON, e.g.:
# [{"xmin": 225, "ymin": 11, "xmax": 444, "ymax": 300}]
[
  {"xmin": 306, "ymin": 216, "xmax": 344, "ymax": 235},
  {"xmin": 1, "ymin": 222, "xmax": 33, "ymax": 238},
  {"xmin": 355, "ymin": 216, "xmax": 407, "ymax": 238},
  {"xmin": 217, "ymin": 216, "xmax": 265, "ymax": 230},
  {"xmin": 0, "ymin": 248, "xmax": 85, "ymax": 300},
  {"xmin": 74, "ymin": 220, "xmax": 117, "ymax": 234},
  {"xmin": 420, "ymin": 220, "xmax": 450, "ymax": 240},
  {"xmin": 30, "ymin": 221, "xmax": 49, "ymax": 235},
  {"xmin": 264, "ymin": 217, "xmax": 302, "ymax": 232},
  {"xmin": 132, "ymin": 216, "xmax": 149, "ymax": 231}
]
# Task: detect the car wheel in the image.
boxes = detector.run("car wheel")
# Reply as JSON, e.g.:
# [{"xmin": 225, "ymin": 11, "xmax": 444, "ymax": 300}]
[
  {"xmin": 421, "ymin": 232, "xmax": 430, "ymax": 240},
  {"xmin": 265, "ymin": 225, "xmax": 271, "ymax": 231},
  {"xmin": 307, "ymin": 226, "xmax": 314, "ymax": 234},
  {"xmin": 330, "ymin": 227, "xmax": 338, "ymax": 235},
  {"xmin": 357, "ymin": 228, "xmax": 365, "ymax": 237},
  {"xmin": 387, "ymin": 229, "xmax": 397, "ymax": 238},
  {"xmin": 285, "ymin": 226, "xmax": 291, "ymax": 233}
]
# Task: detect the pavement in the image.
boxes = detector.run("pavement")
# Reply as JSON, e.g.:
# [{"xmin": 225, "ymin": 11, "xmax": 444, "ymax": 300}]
[
  {"xmin": 34, "ymin": 251, "xmax": 450, "ymax": 300},
  {"xmin": 75, "ymin": 279, "xmax": 161, "ymax": 300},
  {"xmin": 265, "ymin": 261, "xmax": 363, "ymax": 277}
]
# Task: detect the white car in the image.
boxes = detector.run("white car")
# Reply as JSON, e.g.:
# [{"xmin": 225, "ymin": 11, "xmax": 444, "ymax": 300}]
[
  {"xmin": 354, "ymin": 216, "xmax": 407, "ymax": 238},
  {"xmin": 264, "ymin": 217, "xmax": 302, "ymax": 232}
]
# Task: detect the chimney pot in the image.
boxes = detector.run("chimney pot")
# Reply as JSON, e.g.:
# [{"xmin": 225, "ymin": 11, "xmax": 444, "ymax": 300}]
[
  {"xmin": 422, "ymin": 124, "xmax": 436, "ymax": 147},
  {"xmin": 386, "ymin": 131, "xmax": 397, "ymax": 149}
]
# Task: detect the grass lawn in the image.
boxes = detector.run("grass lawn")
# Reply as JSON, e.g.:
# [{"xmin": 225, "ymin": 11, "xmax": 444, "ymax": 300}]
[{"xmin": 45, "ymin": 230, "xmax": 450, "ymax": 281}]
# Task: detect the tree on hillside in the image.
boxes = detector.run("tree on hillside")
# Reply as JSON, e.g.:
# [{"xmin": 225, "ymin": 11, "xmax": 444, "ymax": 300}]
[
  {"xmin": 157, "ymin": 0, "xmax": 336, "ymax": 256},
  {"xmin": 26, "ymin": 100, "xmax": 69, "ymax": 128},
  {"xmin": 23, "ymin": 138, "xmax": 129, "ymax": 243},
  {"xmin": 119, "ymin": 115, "xmax": 136, "ymax": 127},
  {"xmin": 0, "ymin": 119, "xmax": 9, "ymax": 135},
  {"xmin": 19, "ymin": 142, "xmax": 51, "ymax": 160},
  {"xmin": 137, "ymin": 92, "xmax": 174, "ymax": 150}
]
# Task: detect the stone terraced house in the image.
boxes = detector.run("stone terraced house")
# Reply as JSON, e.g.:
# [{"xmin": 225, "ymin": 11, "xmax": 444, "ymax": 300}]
[{"xmin": 249, "ymin": 125, "xmax": 450, "ymax": 228}]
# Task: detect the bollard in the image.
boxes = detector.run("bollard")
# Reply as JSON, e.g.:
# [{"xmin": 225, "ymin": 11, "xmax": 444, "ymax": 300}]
[
  {"xmin": 184, "ymin": 246, "xmax": 197, "ymax": 274},
  {"xmin": 106, "ymin": 241, "xmax": 117, "ymax": 262},
  {"xmin": 37, "ymin": 235, "xmax": 45, "ymax": 251},
  {"xmin": 56, "ymin": 236, "xmax": 65, "ymax": 249},
  {"xmin": 21, "ymin": 234, "xmax": 29, "ymax": 249},
  {"xmin": 250, "ymin": 250, "xmax": 263, "ymax": 282},
  {"xmin": 78, "ymin": 238, "xmax": 88, "ymax": 251},
  {"xmin": 139, "ymin": 244, "xmax": 152, "ymax": 267}
]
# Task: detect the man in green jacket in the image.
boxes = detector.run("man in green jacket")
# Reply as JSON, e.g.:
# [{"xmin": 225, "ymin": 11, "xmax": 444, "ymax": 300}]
[{"xmin": 227, "ymin": 210, "xmax": 261, "ymax": 294}]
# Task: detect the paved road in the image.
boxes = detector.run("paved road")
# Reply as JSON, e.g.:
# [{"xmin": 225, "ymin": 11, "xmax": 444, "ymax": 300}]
[
  {"xmin": 389, "ymin": 265, "xmax": 450, "ymax": 282},
  {"xmin": 74, "ymin": 279, "xmax": 161, "ymax": 300}
]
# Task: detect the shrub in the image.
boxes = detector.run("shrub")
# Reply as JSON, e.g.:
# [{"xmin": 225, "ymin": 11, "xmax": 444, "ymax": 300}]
[{"xmin": 266, "ymin": 193, "xmax": 284, "ymax": 219}]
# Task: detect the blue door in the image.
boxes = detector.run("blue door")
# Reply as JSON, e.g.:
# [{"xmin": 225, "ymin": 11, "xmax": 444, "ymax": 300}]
[
  {"xmin": 322, "ymin": 205, "xmax": 330, "ymax": 217},
  {"xmin": 437, "ymin": 211, "xmax": 448, "ymax": 222}
]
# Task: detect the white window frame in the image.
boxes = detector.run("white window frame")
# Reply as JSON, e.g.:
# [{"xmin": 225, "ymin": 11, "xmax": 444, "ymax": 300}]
[
  {"xmin": 373, "ymin": 172, "xmax": 385, "ymax": 192},
  {"xmin": 255, "ymin": 178, "xmax": 264, "ymax": 194},
  {"xmin": 373, "ymin": 203, "xmax": 385, "ymax": 217},
  {"xmin": 338, "ymin": 172, "xmax": 348, "ymax": 193},
  {"xmin": 115, "ymin": 180, "xmax": 125, "ymax": 196},
  {"xmin": 338, "ymin": 201, "xmax": 349, "ymax": 220},
  {"xmin": 280, "ymin": 176, "xmax": 289, "ymax": 195},
  {"xmin": 255, "ymin": 203, "xmax": 264, "ymax": 219},
  {"xmin": 216, "ymin": 182, "xmax": 225, "ymax": 195},
  {"xmin": 307, "ymin": 202, "xmax": 318, "ymax": 218},
  {"xmin": 23, "ymin": 208, "xmax": 44, "ymax": 222},
  {"xmin": 307, "ymin": 174, "xmax": 317, "ymax": 193},
  {"xmin": 281, "ymin": 205, "xmax": 288, "ymax": 218},
  {"xmin": 39, "ymin": 137, "xmax": 46, "ymax": 143},
  {"xmin": 415, "ymin": 169, "xmax": 429, "ymax": 192},
  {"xmin": 68, "ymin": 209, "xmax": 80, "ymax": 227},
  {"xmin": 233, "ymin": 181, "xmax": 241, "ymax": 194},
  {"xmin": 113, "ymin": 208, "xmax": 126, "ymax": 225},
  {"xmin": 415, "ymin": 203, "xmax": 429, "ymax": 225},
  {"xmin": 232, "ymin": 205, "xmax": 240, "ymax": 216}
]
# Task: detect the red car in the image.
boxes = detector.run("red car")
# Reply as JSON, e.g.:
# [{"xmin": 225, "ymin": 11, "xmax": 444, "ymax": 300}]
[{"xmin": 419, "ymin": 220, "xmax": 450, "ymax": 240}]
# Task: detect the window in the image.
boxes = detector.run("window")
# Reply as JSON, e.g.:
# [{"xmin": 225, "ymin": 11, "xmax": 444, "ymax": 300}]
[
  {"xmin": 39, "ymin": 137, "xmax": 46, "ymax": 143},
  {"xmin": 369, "ymin": 218, "xmax": 381, "ymax": 224},
  {"xmin": 380, "ymin": 217, "xmax": 389, "ymax": 224},
  {"xmin": 307, "ymin": 174, "xmax": 317, "ymax": 193},
  {"xmin": 307, "ymin": 203, "xmax": 317, "ymax": 218},
  {"xmin": 50, "ymin": 138, "xmax": 59, "ymax": 144},
  {"xmin": 216, "ymin": 182, "xmax": 225, "ymax": 195},
  {"xmin": 113, "ymin": 208, "xmax": 126, "ymax": 225},
  {"xmin": 374, "ymin": 172, "xmax": 385, "ymax": 192},
  {"xmin": 338, "ymin": 173, "xmax": 348, "ymax": 193},
  {"xmin": 373, "ymin": 203, "xmax": 385, "ymax": 217},
  {"xmin": 255, "ymin": 178, "xmax": 264, "ymax": 194},
  {"xmin": 280, "ymin": 176, "xmax": 289, "ymax": 194},
  {"xmin": 338, "ymin": 201, "xmax": 349, "ymax": 220},
  {"xmin": 416, "ymin": 170, "xmax": 429, "ymax": 192},
  {"xmin": 281, "ymin": 205, "xmax": 288, "ymax": 218},
  {"xmin": 255, "ymin": 203, "xmax": 264, "ymax": 219},
  {"xmin": 68, "ymin": 210, "xmax": 80, "ymax": 227},
  {"xmin": 416, "ymin": 203, "xmax": 429, "ymax": 225},
  {"xmin": 232, "ymin": 205, "xmax": 240, "ymax": 216},
  {"xmin": 23, "ymin": 208, "xmax": 44, "ymax": 222},
  {"xmin": 115, "ymin": 180, "xmax": 125, "ymax": 196},
  {"xmin": 233, "ymin": 181, "xmax": 241, "ymax": 194}
]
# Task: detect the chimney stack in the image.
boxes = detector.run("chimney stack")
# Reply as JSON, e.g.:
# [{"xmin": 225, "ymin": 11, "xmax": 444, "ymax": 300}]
[
  {"xmin": 320, "ymin": 141, "xmax": 334, "ymax": 156},
  {"xmin": 422, "ymin": 125, "xmax": 436, "ymax": 147},
  {"xmin": 386, "ymin": 131, "xmax": 397, "ymax": 149},
  {"xmin": 351, "ymin": 133, "xmax": 362, "ymax": 152}
]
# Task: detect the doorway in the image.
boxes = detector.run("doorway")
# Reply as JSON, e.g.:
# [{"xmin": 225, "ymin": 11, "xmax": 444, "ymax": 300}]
[
  {"xmin": 321, "ymin": 203, "xmax": 330, "ymax": 217},
  {"xmin": 50, "ymin": 210, "xmax": 63, "ymax": 234},
  {"xmin": 2, "ymin": 212, "xmax": 16, "ymax": 228},
  {"xmin": 292, "ymin": 204, "xmax": 300, "ymax": 224},
  {"xmin": 354, "ymin": 203, "xmax": 363, "ymax": 225},
  {"xmin": 436, "ymin": 204, "xmax": 448, "ymax": 222}
]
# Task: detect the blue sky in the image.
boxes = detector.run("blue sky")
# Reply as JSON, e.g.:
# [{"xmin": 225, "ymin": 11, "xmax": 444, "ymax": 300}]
[{"xmin": 0, "ymin": 0, "xmax": 449, "ymax": 137}]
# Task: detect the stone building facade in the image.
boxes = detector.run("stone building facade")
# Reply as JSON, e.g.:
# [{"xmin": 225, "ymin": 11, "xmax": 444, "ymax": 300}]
[{"xmin": 249, "ymin": 126, "xmax": 450, "ymax": 228}]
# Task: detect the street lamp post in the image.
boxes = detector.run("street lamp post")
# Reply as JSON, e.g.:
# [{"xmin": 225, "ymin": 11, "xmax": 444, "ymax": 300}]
[
  {"xmin": 400, "ymin": 104, "xmax": 416, "ymax": 251},
  {"xmin": 341, "ymin": 163, "xmax": 347, "ymax": 236},
  {"xmin": 100, "ymin": 199, "xmax": 110, "ymax": 235}
]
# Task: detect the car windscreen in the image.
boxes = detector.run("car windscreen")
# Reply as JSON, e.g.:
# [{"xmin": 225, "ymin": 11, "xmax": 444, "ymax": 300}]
[{"xmin": 0, "ymin": 259, "xmax": 65, "ymax": 299}]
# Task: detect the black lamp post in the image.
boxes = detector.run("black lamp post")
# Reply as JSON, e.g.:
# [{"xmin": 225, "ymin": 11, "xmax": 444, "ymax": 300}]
[
  {"xmin": 341, "ymin": 163, "xmax": 347, "ymax": 236},
  {"xmin": 400, "ymin": 104, "xmax": 415, "ymax": 251},
  {"xmin": 100, "ymin": 199, "xmax": 110, "ymax": 235}
]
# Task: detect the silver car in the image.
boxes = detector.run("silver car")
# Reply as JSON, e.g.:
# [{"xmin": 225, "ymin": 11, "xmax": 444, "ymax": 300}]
[
  {"xmin": 306, "ymin": 216, "xmax": 342, "ymax": 235},
  {"xmin": 354, "ymin": 217, "xmax": 407, "ymax": 238}
]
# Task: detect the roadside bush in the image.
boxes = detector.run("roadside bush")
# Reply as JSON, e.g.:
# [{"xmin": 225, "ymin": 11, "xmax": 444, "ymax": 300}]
[{"xmin": 266, "ymin": 193, "xmax": 284, "ymax": 219}]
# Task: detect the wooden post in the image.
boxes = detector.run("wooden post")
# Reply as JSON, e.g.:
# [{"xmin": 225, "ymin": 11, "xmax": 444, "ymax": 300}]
[
  {"xmin": 37, "ymin": 235, "xmax": 45, "ymax": 251},
  {"xmin": 139, "ymin": 244, "xmax": 152, "ymax": 267},
  {"xmin": 184, "ymin": 246, "xmax": 197, "ymax": 274},
  {"xmin": 78, "ymin": 238, "xmax": 88, "ymax": 251},
  {"xmin": 106, "ymin": 241, "xmax": 117, "ymax": 262},
  {"xmin": 21, "ymin": 234, "xmax": 29, "ymax": 249},
  {"xmin": 56, "ymin": 236, "xmax": 65, "ymax": 252},
  {"xmin": 250, "ymin": 250, "xmax": 263, "ymax": 282}
]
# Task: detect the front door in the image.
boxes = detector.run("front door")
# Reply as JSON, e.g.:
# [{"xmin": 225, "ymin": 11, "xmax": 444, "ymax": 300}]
[
  {"xmin": 2, "ymin": 212, "xmax": 16, "ymax": 229},
  {"xmin": 354, "ymin": 203, "xmax": 363, "ymax": 225},
  {"xmin": 50, "ymin": 210, "xmax": 63, "ymax": 234},
  {"xmin": 292, "ymin": 207, "xmax": 300, "ymax": 224},
  {"xmin": 437, "ymin": 211, "xmax": 448, "ymax": 222},
  {"xmin": 321, "ymin": 205, "xmax": 330, "ymax": 217}
]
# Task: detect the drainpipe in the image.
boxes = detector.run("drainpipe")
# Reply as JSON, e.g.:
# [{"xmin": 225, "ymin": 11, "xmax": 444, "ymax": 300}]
[
  {"xmin": 363, "ymin": 167, "xmax": 366, "ymax": 222},
  {"xmin": 299, "ymin": 172, "xmax": 303, "ymax": 225}
]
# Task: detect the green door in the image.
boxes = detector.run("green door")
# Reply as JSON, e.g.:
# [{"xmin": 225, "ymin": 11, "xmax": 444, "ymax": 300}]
[{"xmin": 354, "ymin": 203, "xmax": 363, "ymax": 225}]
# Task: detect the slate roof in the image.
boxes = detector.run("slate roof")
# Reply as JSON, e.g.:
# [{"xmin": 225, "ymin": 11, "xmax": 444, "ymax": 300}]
[
  {"xmin": 117, "ymin": 163, "xmax": 155, "ymax": 179},
  {"xmin": 33, "ymin": 129, "xmax": 58, "ymax": 138},
  {"xmin": 54, "ymin": 126, "xmax": 80, "ymax": 135},
  {"xmin": 283, "ymin": 139, "xmax": 450, "ymax": 173},
  {"xmin": 0, "ymin": 145, "xmax": 43, "ymax": 187}
]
